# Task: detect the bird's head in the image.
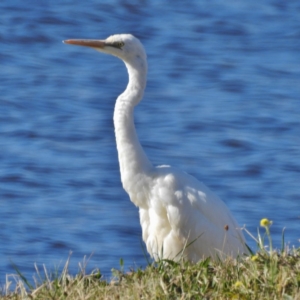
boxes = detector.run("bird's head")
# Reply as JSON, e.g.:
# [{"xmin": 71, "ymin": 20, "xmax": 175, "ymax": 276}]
[{"xmin": 64, "ymin": 34, "xmax": 147, "ymax": 66}]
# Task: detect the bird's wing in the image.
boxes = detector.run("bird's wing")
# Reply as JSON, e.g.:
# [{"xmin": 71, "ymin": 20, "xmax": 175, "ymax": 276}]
[{"xmin": 148, "ymin": 166, "xmax": 246, "ymax": 260}]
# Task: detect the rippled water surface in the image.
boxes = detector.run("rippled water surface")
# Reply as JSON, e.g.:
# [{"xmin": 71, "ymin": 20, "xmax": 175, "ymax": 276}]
[{"xmin": 0, "ymin": 1, "xmax": 299, "ymax": 282}]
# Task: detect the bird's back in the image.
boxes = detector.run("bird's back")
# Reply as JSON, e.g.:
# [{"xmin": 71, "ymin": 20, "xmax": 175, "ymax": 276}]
[{"xmin": 133, "ymin": 165, "xmax": 247, "ymax": 261}]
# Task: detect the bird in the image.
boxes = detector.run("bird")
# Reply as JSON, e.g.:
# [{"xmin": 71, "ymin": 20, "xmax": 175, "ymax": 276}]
[{"xmin": 64, "ymin": 34, "xmax": 248, "ymax": 262}]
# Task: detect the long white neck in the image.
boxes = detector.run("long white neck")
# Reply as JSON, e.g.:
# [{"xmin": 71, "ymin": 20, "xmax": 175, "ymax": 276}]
[{"xmin": 113, "ymin": 59, "xmax": 152, "ymax": 193}]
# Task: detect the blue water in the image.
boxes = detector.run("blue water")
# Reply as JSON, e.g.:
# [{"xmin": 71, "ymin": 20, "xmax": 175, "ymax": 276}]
[{"xmin": 0, "ymin": 1, "xmax": 299, "ymax": 283}]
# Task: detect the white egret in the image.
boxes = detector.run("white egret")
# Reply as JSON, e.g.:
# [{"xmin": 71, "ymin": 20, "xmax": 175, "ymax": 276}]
[{"xmin": 64, "ymin": 34, "xmax": 248, "ymax": 261}]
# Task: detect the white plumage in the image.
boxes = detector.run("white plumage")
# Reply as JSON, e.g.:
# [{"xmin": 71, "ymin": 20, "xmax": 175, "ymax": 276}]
[{"xmin": 64, "ymin": 34, "xmax": 248, "ymax": 261}]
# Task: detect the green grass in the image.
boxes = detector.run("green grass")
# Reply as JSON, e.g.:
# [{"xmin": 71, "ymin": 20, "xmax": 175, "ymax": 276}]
[{"xmin": 2, "ymin": 222, "xmax": 300, "ymax": 299}]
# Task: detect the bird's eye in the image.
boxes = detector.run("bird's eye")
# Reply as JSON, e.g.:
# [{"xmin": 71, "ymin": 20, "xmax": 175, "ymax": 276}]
[{"xmin": 112, "ymin": 41, "xmax": 124, "ymax": 49}]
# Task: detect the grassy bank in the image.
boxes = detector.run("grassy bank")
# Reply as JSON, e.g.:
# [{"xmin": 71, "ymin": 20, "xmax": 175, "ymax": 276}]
[{"xmin": 2, "ymin": 222, "xmax": 300, "ymax": 299}]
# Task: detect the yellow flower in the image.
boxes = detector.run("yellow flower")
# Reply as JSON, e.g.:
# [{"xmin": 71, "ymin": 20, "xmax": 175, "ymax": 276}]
[
  {"xmin": 260, "ymin": 218, "xmax": 272, "ymax": 228},
  {"xmin": 251, "ymin": 255, "xmax": 259, "ymax": 261},
  {"xmin": 234, "ymin": 281, "xmax": 243, "ymax": 289}
]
